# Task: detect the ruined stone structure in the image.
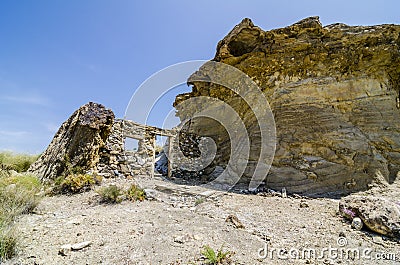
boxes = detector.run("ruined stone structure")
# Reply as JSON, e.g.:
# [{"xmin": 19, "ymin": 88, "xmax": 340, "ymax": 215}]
[
  {"xmin": 29, "ymin": 103, "xmax": 178, "ymax": 180},
  {"xmin": 97, "ymin": 119, "xmax": 176, "ymax": 179}
]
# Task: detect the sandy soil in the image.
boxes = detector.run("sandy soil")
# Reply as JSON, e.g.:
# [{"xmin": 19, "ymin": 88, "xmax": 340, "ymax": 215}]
[{"xmin": 4, "ymin": 176, "xmax": 400, "ymax": 265}]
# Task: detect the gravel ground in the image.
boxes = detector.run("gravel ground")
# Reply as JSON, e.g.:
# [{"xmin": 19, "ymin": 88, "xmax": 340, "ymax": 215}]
[{"xmin": 4, "ymin": 177, "xmax": 400, "ymax": 265}]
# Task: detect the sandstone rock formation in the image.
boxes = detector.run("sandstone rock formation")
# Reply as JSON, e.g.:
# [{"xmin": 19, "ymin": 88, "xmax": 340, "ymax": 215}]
[
  {"xmin": 339, "ymin": 195, "xmax": 400, "ymax": 238},
  {"xmin": 29, "ymin": 102, "xmax": 114, "ymax": 180},
  {"xmin": 174, "ymin": 17, "xmax": 400, "ymax": 195}
]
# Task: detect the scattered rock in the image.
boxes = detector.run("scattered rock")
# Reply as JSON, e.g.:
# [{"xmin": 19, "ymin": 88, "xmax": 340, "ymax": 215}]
[
  {"xmin": 199, "ymin": 190, "xmax": 218, "ymax": 197},
  {"xmin": 372, "ymin": 236, "xmax": 386, "ymax": 246},
  {"xmin": 59, "ymin": 241, "xmax": 92, "ymax": 256},
  {"xmin": 299, "ymin": 200, "xmax": 309, "ymax": 208},
  {"xmin": 291, "ymin": 194, "xmax": 304, "ymax": 199},
  {"xmin": 226, "ymin": 214, "xmax": 245, "ymax": 229},
  {"xmin": 66, "ymin": 218, "xmax": 83, "ymax": 225},
  {"xmin": 70, "ymin": 241, "xmax": 92, "ymax": 250},
  {"xmin": 144, "ymin": 189, "xmax": 158, "ymax": 201},
  {"xmin": 173, "ymin": 234, "xmax": 192, "ymax": 244},
  {"xmin": 351, "ymin": 217, "xmax": 363, "ymax": 231},
  {"xmin": 339, "ymin": 195, "xmax": 400, "ymax": 238}
]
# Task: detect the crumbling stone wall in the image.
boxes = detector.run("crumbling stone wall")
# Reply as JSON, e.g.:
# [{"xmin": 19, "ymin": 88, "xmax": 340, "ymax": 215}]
[
  {"xmin": 97, "ymin": 120, "xmax": 128, "ymax": 178},
  {"xmin": 123, "ymin": 120, "xmax": 156, "ymax": 177},
  {"xmin": 97, "ymin": 119, "xmax": 176, "ymax": 178},
  {"xmin": 167, "ymin": 131, "xmax": 216, "ymax": 180}
]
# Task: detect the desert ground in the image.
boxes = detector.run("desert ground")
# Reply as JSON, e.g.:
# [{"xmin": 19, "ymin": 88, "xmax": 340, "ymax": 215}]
[{"xmin": 5, "ymin": 175, "xmax": 400, "ymax": 265}]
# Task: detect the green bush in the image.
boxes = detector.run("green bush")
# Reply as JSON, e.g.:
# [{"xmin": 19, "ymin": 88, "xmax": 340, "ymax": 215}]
[
  {"xmin": 96, "ymin": 184, "xmax": 145, "ymax": 204},
  {"xmin": 53, "ymin": 173, "xmax": 102, "ymax": 194},
  {"xmin": 195, "ymin": 197, "xmax": 205, "ymax": 206},
  {"xmin": 97, "ymin": 185, "xmax": 123, "ymax": 203},
  {"xmin": 201, "ymin": 245, "xmax": 232, "ymax": 265},
  {"xmin": 0, "ymin": 152, "xmax": 38, "ymax": 173},
  {"xmin": 125, "ymin": 184, "xmax": 145, "ymax": 202}
]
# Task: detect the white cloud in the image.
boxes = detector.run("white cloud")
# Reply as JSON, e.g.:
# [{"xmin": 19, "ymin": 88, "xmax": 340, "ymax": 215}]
[
  {"xmin": 1, "ymin": 94, "xmax": 50, "ymax": 106},
  {"xmin": 0, "ymin": 130, "xmax": 30, "ymax": 137}
]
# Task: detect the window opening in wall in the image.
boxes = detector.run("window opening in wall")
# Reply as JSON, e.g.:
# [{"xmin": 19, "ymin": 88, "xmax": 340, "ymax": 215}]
[{"xmin": 124, "ymin": 137, "xmax": 139, "ymax": 152}]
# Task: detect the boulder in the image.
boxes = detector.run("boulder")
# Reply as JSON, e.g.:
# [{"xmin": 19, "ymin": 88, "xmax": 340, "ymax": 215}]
[
  {"xmin": 339, "ymin": 195, "xmax": 400, "ymax": 238},
  {"xmin": 28, "ymin": 102, "xmax": 114, "ymax": 181},
  {"xmin": 174, "ymin": 17, "xmax": 400, "ymax": 195}
]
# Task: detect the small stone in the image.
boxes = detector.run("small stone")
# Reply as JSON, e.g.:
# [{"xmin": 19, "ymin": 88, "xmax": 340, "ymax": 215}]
[
  {"xmin": 66, "ymin": 218, "xmax": 82, "ymax": 225},
  {"xmin": 193, "ymin": 234, "xmax": 202, "ymax": 241},
  {"xmin": 372, "ymin": 236, "xmax": 385, "ymax": 246},
  {"xmin": 306, "ymin": 171, "xmax": 318, "ymax": 180},
  {"xmin": 143, "ymin": 189, "xmax": 158, "ymax": 200},
  {"xmin": 200, "ymin": 190, "xmax": 216, "ymax": 197},
  {"xmin": 173, "ymin": 234, "xmax": 192, "ymax": 244},
  {"xmin": 59, "ymin": 241, "xmax": 92, "ymax": 256},
  {"xmin": 291, "ymin": 194, "xmax": 303, "ymax": 199},
  {"xmin": 351, "ymin": 217, "xmax": 363, "ymax": 230},
  {"xmin": 137, "ymin": 157, "xmax": 145, "ymax": 165},
  {"xmin": 225, "ymin": 214, "xmax": 245, "ymax": 229},
  {"xmin": 173, "ymin": 236, "xmax": 185, "ymax": 244},
  {"xmin": 300, "ymin": 200, "xmax": 309, "ymax": 208}
]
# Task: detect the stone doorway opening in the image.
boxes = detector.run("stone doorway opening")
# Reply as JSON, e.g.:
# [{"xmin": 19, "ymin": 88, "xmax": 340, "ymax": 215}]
[
  {"xmin": 154, "ymin": 135, "xmax": 168, "ymax": 176},
  {"xmin": 122, "ymin": 120, "xmax": 176, "ymax": 178}
]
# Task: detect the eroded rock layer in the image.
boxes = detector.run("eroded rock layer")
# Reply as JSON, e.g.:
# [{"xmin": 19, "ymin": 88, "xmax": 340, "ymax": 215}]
[
  {"xmin": 29, "ymin": 102, "xmax": 114, "ymax": 180},
  {"xmin": 174, "ymin": 17, "xmax": 400, "ymax": 195}
]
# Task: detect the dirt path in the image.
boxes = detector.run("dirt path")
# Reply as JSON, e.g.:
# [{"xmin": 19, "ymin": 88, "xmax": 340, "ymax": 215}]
[{"xmin": 5, "ymin": 177, "xmax": 400, "ymax": 265}]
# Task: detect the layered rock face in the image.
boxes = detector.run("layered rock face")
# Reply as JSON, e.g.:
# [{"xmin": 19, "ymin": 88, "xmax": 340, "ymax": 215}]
[
  {"xmin": 29, "ymin": 102, "xmax": 114, "ymax": 180},
  {"xmin": 174, "ymin": 17, "xmax": 400, "ymax": 195}
]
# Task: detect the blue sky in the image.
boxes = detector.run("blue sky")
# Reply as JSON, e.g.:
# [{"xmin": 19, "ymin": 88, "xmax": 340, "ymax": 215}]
[{"xmin": 0, "ymin": 0, "xmax": 399, "ymax": 154}]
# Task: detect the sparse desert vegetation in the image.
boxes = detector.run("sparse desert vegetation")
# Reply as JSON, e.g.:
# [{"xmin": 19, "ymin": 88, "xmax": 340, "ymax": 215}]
[
  {"xmin": 0, "ymin": 152, "xmax": 39, "ymax": 173},
  {"xmin": 52, "ymin": 173, "xmax": 102, "ymax": 195},
  {"xmin": 0, "ymin": 152, "xmax": 41, "ymax": 261},
  {"xmin": 125, "ymin": 183, "xmax": 146, "ymax": 202},
  {"xmin": 201, "ymin": 245, "xmax": 233, "ymax": 264},
  {"xmin": 96, "ymin": 185, "xmax": 123, "ymax": 203},
  {"xmin": 96, "ymin": 184, "xmax": 146, "ymax": 204}
]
